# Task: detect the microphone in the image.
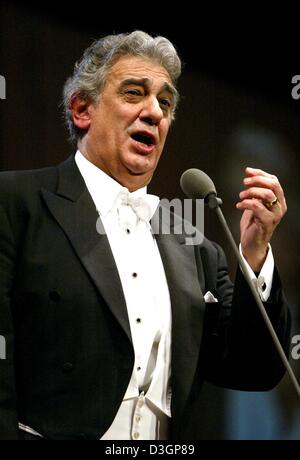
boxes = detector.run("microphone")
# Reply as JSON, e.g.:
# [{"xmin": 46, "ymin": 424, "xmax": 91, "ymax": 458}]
[
  {"xmin": 180, "ymin": 168, "xmax": 217, "ymax": 200},
  {"xmin": 180, "ymin": 168, "xmax": 300, "ymax": 398}
]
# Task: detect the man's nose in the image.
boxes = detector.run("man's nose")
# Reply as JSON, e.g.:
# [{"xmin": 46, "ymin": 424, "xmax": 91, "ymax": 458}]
[{"xmin": 139, "ymin": 96, "xmax": 164, "ymax": 126}]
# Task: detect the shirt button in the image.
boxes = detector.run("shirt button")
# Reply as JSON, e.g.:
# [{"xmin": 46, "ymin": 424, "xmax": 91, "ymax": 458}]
[
  {"xmin": 258, "ymin": 276, "xmax": 266, "ymax": 291},
  {"xmin": 135, "ymin": 415, "xmax": 141, "ymax": 423},
  {"xmin": 132, "ymin": 272, "xmax": 138, "ymax": 278},
  {"xmin": 126, "ymin": 228, "xmax": 130, "ymax": 234},
  {"xmin": 133, "ymin": 432, "xmax": 140, "ymax": 439},
  {"xmin": 137, "ymin": 366, "xmax": 141, "ymax": 371},
  {"xmin": 136, "ymin": 318, "xmax": 141, "ymax": 323}
]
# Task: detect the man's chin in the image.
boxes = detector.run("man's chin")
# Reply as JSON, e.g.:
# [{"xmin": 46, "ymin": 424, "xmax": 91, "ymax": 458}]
[
  {"xmin": 119, "ymin": 164, "xmax": 154, "ymax": 189},
  {"xmin": 125, "ymin": 159, "xmax": 155, "ymax": 176},
  {"xmin": 127, "ymin": 167, "xmax": 150, "ymax": 177}
]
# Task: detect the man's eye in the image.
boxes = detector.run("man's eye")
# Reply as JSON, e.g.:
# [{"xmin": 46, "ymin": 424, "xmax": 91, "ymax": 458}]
[
  {"xmin": 159, "ymin": 99, "xmax": 172, "ymax": 109},
  {"xmin": 125, "ymin": 89, "xmax": 142, "ymax": 96}
]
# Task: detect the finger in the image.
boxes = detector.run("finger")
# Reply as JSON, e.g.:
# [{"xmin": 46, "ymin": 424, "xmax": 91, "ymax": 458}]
[
  {"xmin": 244, "ymin": 166, "xmax": 277, "ymax": 179},
  {"xmin": 237, "ymin": 197, "xmax": 282, "ymax": 215},
  {"xmin": 239, "ymin": 187, "xmax": 278, "ymax": 204},
  {"xmin": 236, "ymin": 198, "xmax": 282, "ymax": 222},
  {"xmin": 244, "ymin": 175, "xmax": 279, "ymax": 189}
]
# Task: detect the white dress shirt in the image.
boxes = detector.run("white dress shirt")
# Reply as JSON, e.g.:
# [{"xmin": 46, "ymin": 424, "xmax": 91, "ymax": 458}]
[{"xmin": 239, "ymin": 243, "xmax": 274, "ymax": 302}]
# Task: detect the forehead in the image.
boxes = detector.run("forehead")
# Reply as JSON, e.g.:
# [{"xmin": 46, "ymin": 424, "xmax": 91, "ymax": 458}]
[{"xmin": 107, "ymin": 55, "xmax": 173, "ymax": 87}]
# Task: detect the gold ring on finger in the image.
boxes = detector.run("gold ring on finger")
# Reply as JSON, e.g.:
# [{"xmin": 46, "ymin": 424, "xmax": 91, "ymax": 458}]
[{"xmin": 265, "ymin": 196, "xmax": 278, "ymax": 209}]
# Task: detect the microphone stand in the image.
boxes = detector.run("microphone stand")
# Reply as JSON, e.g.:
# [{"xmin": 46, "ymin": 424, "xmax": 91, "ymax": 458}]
[{"xmin": 206, "ymin": 193, "xmax": 300, "ymax": 399}]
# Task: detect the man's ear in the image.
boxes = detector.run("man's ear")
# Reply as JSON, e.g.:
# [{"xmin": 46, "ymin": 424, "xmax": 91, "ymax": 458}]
[{"xmin": 70, "ymin": 96, "xmax": 92, "ymax": 131}]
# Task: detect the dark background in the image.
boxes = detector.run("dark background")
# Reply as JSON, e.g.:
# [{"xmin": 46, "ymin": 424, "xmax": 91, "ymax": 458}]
[{"xmin": 0, "ymin": 1, "xmax": 299, "ymax": 439}]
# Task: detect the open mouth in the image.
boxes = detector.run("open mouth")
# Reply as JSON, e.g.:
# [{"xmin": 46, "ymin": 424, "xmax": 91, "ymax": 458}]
[{"xmin": 131, "ymin": 132, "xmax": 155, "ymax": 146}]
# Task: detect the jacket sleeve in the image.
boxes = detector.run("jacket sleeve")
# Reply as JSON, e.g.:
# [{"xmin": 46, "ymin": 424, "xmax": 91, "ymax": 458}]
[
  {"xmin": 0, "ymin": 183, "xmax": 19, "ymax": 439},
  {"xmin": 200, "ymin": 241, "xmax": 291, "ymax": 391}
]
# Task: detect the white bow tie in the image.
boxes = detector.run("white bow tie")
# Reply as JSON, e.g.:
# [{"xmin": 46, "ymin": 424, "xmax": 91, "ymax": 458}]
[{"xmin": 115, "ymin": 188, "xmax": 159, "ymax": 227}]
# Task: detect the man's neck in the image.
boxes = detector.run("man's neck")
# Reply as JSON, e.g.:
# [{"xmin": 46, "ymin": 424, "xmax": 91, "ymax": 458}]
[{"xmin": 77, "ymin": 146, "xmax": 151, "ymax": 192}]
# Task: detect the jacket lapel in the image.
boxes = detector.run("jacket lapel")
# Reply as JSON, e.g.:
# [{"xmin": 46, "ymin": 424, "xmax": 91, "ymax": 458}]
[
  {"xmin": 155, "ymin": 229, "xmax": 206, "ymax": 423},
  {"xmin": 40, "ymin": 156, "xmax": 132, "ymax": 342}
]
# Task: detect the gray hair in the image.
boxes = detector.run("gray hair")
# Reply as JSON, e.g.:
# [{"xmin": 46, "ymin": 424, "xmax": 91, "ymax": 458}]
[{"xmin": 62, "ymin": 30, "xmax": 182, "ymax": 144}]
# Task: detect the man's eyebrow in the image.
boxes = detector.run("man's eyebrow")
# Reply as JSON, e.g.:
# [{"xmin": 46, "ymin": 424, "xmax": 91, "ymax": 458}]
[
  {"xmin": 161, "ymin": 82, "xmax": 178, "ymax": 101},
  {"xmin": 120, "ymin": 78, "xmax": 150, "ymax": 88},
  {"xmin": 120, "ymin": 78, "xmax": 178, "ymax": 100}
]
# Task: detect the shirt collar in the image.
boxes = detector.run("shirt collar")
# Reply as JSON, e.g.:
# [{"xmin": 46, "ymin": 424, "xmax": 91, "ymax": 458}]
[{"xmin": 74, "ymin": 150, "xmax": 157, "ymax": 217}]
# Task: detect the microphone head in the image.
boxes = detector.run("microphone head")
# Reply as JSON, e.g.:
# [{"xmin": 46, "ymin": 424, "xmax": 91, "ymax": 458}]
[{"xmin": 180, "ymin": 168, "xmax": 217, "ymax": 199}]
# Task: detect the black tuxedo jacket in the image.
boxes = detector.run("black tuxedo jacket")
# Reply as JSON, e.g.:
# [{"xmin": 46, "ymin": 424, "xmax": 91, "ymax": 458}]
[{"xmin": 0, "ymin": 155, "xmax": 290, "ymax": 440}]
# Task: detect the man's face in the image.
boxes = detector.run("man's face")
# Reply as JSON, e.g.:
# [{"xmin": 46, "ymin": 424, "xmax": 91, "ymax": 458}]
[{"xmin": 78, "ymin": 55, "xmax": 176, "ymax": 190}]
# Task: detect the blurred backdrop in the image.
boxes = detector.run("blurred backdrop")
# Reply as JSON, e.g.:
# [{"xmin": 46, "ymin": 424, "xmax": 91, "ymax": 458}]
[{"xmin": 0, "ymin": 0, "xmax": 299, "ymax": 439}]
